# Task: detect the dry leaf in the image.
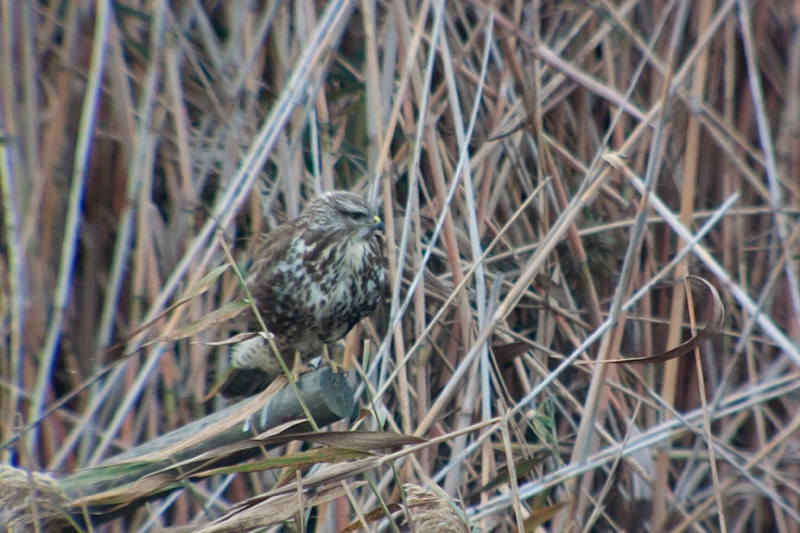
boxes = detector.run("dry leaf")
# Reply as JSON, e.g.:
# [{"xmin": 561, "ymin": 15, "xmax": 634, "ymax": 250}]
[
  {"xmin": 586, "ymin": 276, "xmax": 724, "ymax": 365},
  {"xmin": 153, "ymin": 300, "xmax": 249, "ymax": 344}
]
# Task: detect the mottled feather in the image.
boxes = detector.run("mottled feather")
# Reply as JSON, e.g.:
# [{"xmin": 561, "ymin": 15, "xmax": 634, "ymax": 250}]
[{"xmin": 220, "ymin": 191, "xmax": 385, "ymax": 397}]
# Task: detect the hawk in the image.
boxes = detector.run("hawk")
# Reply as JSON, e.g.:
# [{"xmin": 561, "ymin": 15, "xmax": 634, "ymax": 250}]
[{"xmin": 220, "ymin": 191, "xmax": 385, "ymax": 397}]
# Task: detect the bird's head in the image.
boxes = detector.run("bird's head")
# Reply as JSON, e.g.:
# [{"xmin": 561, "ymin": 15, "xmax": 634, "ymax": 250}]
[{"xmin": 301, "ymin": 191, "xmax": 384, "ymax": 240}]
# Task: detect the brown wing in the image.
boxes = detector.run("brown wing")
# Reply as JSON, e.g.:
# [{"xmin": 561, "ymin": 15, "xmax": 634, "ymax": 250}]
[
  {"xmin": 245, "ymin": 220, "xmax": 298, "ymax": 285},
  {"xmin": 242, "ymin": 220, "xmax": 304, "ymax": 337}
]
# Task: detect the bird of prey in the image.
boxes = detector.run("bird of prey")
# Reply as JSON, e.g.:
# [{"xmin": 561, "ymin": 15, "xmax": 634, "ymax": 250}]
[{"xmin": 220, "ymin": 191, "xmax": 385, "ymax": 397}]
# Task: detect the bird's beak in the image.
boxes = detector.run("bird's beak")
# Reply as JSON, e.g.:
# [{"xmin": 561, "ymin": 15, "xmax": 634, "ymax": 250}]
[{"xmin": 373, "ymin": 215, "xmax": 385, "ymax": 232}]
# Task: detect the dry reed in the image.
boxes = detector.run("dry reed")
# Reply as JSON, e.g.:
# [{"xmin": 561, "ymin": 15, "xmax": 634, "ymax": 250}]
[{"xmin": 1, "ymin": 1, "xmax": 799, "ymax": 531}]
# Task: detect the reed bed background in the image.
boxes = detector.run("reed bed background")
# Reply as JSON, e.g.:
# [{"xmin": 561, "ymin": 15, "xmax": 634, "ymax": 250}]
[{"xmin": 2, "ymin": 1, "xmax": 799, "ymax": 531}]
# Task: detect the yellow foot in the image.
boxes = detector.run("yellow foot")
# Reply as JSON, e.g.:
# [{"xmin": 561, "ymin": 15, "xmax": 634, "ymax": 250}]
[
  {"xmin": 282, "ymin": 362, "xmax": 312, "ymax": 382},
  {"xmin": 317, "ymin": 358, "xmax": 345, "ymax": 375},
  {"xmin": 274, "ymin": 349, "xmax": 311, "ymax": 382},
  {"xmin": 317, "ymin": 344, "xmax": 347, "ymax": 375}
]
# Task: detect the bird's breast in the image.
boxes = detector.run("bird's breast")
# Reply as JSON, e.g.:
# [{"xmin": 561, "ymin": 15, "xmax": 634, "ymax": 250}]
[{"xmin": 254, "ymin": 234, "xmax": 383, "ymax": 350}]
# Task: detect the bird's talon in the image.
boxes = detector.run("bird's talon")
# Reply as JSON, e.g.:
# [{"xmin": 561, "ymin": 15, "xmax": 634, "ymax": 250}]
[
  {"xmin": 287, "ymin": 363, "xmax": 312, "ymax": 381},
  {"xmin": 321, "ymin": 358, "xmax": 345, "ymax": 375}
]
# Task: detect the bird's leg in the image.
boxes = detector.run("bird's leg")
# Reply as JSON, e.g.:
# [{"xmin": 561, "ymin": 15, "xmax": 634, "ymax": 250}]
[
  {"xmin": 318, "ymin": 343, "xmax": 345, "ymax": 374},
  {"xmin": 285, "ymin": 348, "xmax": 312, "ymax": 381},
  {"xmin": 321, "ymin": 344, "xmax": 330, "ymax": 365}
]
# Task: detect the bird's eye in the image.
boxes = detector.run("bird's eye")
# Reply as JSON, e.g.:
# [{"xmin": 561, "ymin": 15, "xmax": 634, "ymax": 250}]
[{"xmin": 343, "ymin": 209, "xmax": 369, "ymax": 220}]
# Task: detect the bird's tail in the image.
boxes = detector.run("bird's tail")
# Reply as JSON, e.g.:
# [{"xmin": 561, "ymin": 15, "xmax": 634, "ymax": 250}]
[{"xmin": 214, "ymin": 367, "xmax": 277, "ymax": 398}]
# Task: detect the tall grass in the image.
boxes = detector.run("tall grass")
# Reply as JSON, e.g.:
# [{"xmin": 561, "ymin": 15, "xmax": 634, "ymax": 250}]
[{"xmin": 1, "ymin": 1, "xmax": 798, "ymax": 531}]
